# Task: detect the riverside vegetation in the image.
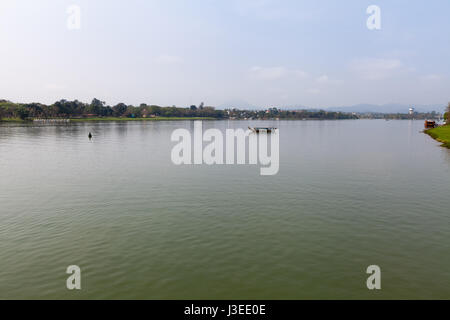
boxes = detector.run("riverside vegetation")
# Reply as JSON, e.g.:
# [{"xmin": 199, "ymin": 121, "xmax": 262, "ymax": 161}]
[
  {"xmin": 1, "ymin": 98, "xmax": 358, "ymax": 121},
  {"xmin": 425, "ymin": 103, "xmax": 450, "ymax": 148},
  {"xmin": 0, "ymin": 98, "xmax": 443, "ymax": 122}
]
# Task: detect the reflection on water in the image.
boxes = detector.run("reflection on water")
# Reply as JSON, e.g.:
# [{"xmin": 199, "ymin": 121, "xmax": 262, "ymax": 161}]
[{"xmin": 0, "ymin": 120, "xmax": 449, "ymax": 299}]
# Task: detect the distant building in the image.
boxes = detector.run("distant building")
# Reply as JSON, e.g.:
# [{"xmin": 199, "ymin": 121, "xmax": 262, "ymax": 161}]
[{"xmin": 409, "ymin": 107, "xmax": 415, "ymax": 115}]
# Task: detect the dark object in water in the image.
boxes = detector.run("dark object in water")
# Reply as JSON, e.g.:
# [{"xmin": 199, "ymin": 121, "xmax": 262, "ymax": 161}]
[
  {"xmin": 424, "ymin": 120, "xmax": 436, "ymax": 128},
  {"xmin": 248, "ymin": 126, "xmax": 277, "ymax": 133},
  {"xmin": 88, "ymin": 132, "xmax": 93, "ymax": 139}
]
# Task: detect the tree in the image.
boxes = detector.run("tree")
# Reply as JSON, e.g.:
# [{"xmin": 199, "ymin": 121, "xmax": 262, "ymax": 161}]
[
  {"xmin": 88, "ymin": 98, "xmax": 105, "ymax": 115},
  {"xmin": 190, "ymin": 105, "xmax": 197, "ymax": 110},
  {"xmin": 148, "ymin": 105, "xmax": 161, "ymax": 116},
  {"xmin": 124, "ymin": 105, "xmax": 141, "ymax": 118},
  {"xmin": 445, "ymin": 102, "xmax": 450, "ymax": 124},
  {"xmin": 53, "ymin": 99, "xmax": 72, "ymax": 116},
  {"xmin": 26, "ymin": 103, "xmax": 44, "ymax": 118},
  {"xmin": 113, "ymin": 103, "xmax": 127, "ymax": 117},
  {"xmin": 16, "ymin": 105, "xmax": 30, "ymax": 120}
]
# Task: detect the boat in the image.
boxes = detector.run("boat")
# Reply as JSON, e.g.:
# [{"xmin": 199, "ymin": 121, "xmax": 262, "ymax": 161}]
[
  {"xmin": 424, "ymin": 120, "xmax": 436, "ymax": 128},
  {"xmin": 248, "ymin": 126, "xmax": 277, "ymax": 133}
]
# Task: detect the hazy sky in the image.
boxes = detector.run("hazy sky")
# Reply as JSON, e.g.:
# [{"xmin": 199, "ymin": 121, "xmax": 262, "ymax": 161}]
[{"xmin": 1, "ymin": 0, "xmax": 449, "ymax": 108}]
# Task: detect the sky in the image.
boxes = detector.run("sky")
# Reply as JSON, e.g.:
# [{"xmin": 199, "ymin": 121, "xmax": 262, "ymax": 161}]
[{"xmin": 0, "ymin": 0, "xmax": 449, "ymax": 109}]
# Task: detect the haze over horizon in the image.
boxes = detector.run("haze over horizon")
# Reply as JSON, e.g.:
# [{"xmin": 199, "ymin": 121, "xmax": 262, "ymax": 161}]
[{"xmin": 1, "ymin": 0, "xmax": 449, "ymax": 109}]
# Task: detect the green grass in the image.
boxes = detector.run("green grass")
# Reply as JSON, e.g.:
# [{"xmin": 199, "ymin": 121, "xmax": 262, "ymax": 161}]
[
  {"xmin": 1, "ymin": 117, "xmax": 216, "ymax": 123},
  {"xmin": 69, "ymin": 117, "xmax": 216, "ymax": 122},
  {"xmin": 0, "ymin": 118, "xmax": 27, "ymax": 122},
  {"xmin": 425, "ymin": 125, "xmax": 450, "ymax": 148}
]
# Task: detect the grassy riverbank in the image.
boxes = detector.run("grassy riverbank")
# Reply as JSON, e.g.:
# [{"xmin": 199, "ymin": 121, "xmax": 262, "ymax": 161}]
[
  {"xmin": 425, "ymin": 125, "xmax": 450, "ymax": 148},
  {"xmin": 69, "ymin": 117, "xmax": 215, "ymax": 122},
  {"xmin": 0, "ymin": 117, "xmax": 216, "ymax": 123},
  {"xmin": 0, "ymin": 118, "xmax": 27, "ymax": 122}
]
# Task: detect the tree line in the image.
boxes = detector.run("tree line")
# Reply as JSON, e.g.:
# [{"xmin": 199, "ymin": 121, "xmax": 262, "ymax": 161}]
[
  {"xmin": 0, "ymin": 99, "xmax": 225, "ymax": 120},
  {"xmin": 227, "ymin": 107, "xmax": 357, "ymax": 120},
  {"xmin": 358, "ymin": 111, "xmax": 442, "ymax": 120},
  {"xmin": 4, "ymin": 98, "xmax": 442, "ymax": 121},
  {"xmin": 0, "ymin": 99, "xmax": 359, "ymax": 120}
]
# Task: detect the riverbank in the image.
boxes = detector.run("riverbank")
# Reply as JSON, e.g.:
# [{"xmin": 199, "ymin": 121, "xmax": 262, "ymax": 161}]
[
  {"xmin": 0, "ymin": 118, "xmax": 27, "ymax": 122},
  {"xmin": 425, "ymin": 125, "xmax": 450, "ymax": 148},
  {"xmin": 69, "ymin": 117, "xmax": 215, "ymax": 122},
  {"xmin": 0, "ymin": 117, "xmax": 216, "ymax": 123}
]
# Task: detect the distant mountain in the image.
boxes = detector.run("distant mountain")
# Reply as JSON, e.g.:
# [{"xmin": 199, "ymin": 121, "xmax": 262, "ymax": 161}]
[
  {"xmin": 217, "ymin": 100, "xmax": 258, "ymax": 109},
  {"xmin": 280, "ymin": 104, "xmax": 310, "ymax": 110},
  {"xmin": 325, "ymin": 103, "xmax": 445, "ymax": 113},
  {"xmin": 217, "ymin": 101, "xmax": 446, "ymax": 113}
]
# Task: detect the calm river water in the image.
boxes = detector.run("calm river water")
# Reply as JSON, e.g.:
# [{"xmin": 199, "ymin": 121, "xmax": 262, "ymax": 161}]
[{"xmin": 0, "ymin": 120, "xmax": 449, "ymax": 299}]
